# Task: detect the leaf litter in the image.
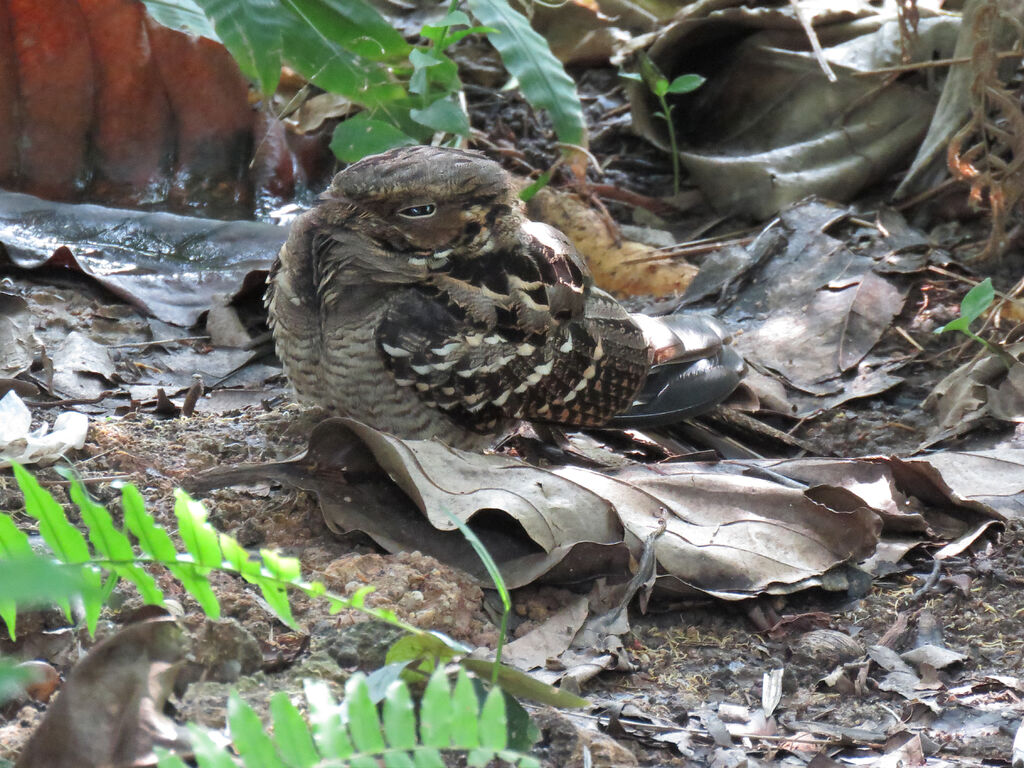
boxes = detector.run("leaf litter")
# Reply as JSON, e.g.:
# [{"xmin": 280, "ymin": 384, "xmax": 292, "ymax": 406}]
[{"xmin": 3, "ymin": 4, "xmax": 1024, "ymax": 763}]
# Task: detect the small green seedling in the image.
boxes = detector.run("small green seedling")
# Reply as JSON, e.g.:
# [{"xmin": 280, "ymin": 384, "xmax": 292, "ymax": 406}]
[
  {"xmin": 934, "ymin": 277, "xmax": 995, "ymax": 349},
  {"xmin": 621, "ymin": 54, "xmax": 705, "ymax": 196}
]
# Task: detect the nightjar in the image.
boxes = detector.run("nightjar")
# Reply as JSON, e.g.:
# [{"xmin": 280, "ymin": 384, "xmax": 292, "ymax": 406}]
[{"xmin": 266, "ymin": 146, "xmax": 744, "ymax": 450}]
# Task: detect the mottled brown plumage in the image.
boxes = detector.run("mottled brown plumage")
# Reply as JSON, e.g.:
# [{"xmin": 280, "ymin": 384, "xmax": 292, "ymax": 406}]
[{"xmin": 266, "ymin": 146, "xmax": 743, "ymax": 449}]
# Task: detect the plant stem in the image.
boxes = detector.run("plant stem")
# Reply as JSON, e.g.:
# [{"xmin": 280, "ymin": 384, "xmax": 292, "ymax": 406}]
[{"xmin": 657, "ymin": 95, "xmax": 680, "ymax": 196}]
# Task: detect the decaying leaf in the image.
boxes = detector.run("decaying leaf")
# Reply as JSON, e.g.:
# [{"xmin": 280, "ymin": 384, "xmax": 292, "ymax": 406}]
[
  {"xmin": 628, "ymin": 5, "xmax": 958, "ymax": 217},
  {"xmin": 721, "ymin": 200, "xmax": 911, "ymax": 414},
  {"xmin": 193, "ymin": 417, "xmax": 883, "ymax": 602},
  {"xmin": 0, "ymin": 292, "xmax": 37, "ymax": 377},
  {"xmin": 922, "ymin": 342, "xmax": 1024, "ymax": 445},
  {"xmin": 527, "ymin": 187, "xmax": 698, "ymax": 297}
]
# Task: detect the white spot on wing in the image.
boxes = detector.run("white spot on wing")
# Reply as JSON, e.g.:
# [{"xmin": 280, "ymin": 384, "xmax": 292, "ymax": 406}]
[
  {"xmin": 430, "ymin": 342, "xmax": 461, "ymax": 356},
  {"xmin": 382, "ymin": 343, "xmax": 412, "ymax": 358}
]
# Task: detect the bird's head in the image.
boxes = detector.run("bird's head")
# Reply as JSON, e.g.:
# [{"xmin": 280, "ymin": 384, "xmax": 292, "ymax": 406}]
[{"xmin": 320, "ymin": 146, "xmax": 525, "ymax": 255}]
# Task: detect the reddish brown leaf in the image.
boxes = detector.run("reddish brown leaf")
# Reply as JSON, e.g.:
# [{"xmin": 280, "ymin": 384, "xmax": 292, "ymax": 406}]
[{"xmin": 8, "ymin": 0, "xmax": 94, "ymax": 198}]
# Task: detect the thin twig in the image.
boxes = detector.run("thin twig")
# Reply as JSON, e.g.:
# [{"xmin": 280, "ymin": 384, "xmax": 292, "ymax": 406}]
[
  {"xmin": 26, "ymin": 391, "xmax": 119, "ymax": 408},
  {"xmin": 620, "ymin": 235, "xmax": 756, "ymax": 265},
  {"xmin": 894, "ymin": 325, "xmax": 925, "ymax": 352},
  {"xmin": 788, "ymin": 0, "xmax": 837, "ymax": 82},
  {"xmin": 37, "ymin": 474, "xmax": 135, "ymax": 487},
  {"xmin": 109, "ymin": 336, "xmax": 210, "ymax": 349},
  {"xmin": 852, "ymin": 49, "xmax": 1024, "ymax": 77}
]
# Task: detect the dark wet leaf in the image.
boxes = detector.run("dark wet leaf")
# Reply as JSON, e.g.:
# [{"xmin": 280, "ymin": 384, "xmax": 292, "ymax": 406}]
[{"xmin": 0, "ymin": 190, "xmax": 282, "ymax": 326}]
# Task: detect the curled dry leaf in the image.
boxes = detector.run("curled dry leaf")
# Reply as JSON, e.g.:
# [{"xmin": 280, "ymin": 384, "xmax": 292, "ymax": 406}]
[
  {"xmin": 527, "ymin": 187, "xmax": 698, "ymax": 297},
  {"xmin": 628, "ymin": 6, "xmax": 957, "ymax": 217},
  {"xmin": 192, "ymin": 417, "xmax": 882, "ymax": 600},
  {"xmin": 14, "ymin": 617, "xmax": 189, "ymax": 768}
]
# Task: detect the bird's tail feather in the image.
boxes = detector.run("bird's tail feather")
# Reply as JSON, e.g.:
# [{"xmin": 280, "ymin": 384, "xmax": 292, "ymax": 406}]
[{"xmin": 611, "ymin": 315, "xmax": 745, "ymax": 427}]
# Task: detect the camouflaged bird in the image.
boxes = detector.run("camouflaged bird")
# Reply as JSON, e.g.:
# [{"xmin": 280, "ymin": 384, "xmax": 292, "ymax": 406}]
[{"xmin": 266, "ymin": 146, "xmax": 744, "ymax": 450}]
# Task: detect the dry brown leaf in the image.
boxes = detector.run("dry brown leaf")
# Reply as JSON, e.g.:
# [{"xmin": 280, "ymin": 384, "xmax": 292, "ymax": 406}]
[
  {"xmin": 528, "ymin": 187, "xmax": 698, "ymax": 297},
  {"xmin": 15, "ymin": 618, "xmax": 189, "ymax": 768}
]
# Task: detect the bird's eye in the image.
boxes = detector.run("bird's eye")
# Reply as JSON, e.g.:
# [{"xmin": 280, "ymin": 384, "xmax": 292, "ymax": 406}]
[{"xmin": 398, "ymin": 204, "xmax": 437, "ymax": 218}]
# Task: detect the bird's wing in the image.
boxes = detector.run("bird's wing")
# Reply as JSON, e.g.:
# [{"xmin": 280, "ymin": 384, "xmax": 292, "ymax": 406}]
[{"xmin": 377, "ymin": 228, "xmax": 651, "ymax": 428}]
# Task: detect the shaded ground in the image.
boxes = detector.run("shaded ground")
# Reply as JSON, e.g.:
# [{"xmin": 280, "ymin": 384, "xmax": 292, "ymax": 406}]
[{"xmin": 1, "ymin": 255, "xmax": 1022, "ymax": 766}]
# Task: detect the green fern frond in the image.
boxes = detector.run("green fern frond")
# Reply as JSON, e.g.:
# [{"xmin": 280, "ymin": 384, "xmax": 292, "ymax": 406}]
[
  {"xmin": 1, "ymin": 464, "xmax": 588, "ymax": 714},
  {"xmin": 156, "ymin": 668, "xmax": 540, "ymax": 768},
  {"xmin": 1, "ymin": 463, "xmax": 425, "ymax": 642}
]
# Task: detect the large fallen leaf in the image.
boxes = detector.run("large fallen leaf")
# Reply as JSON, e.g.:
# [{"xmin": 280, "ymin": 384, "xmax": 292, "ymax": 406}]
[
  {"xmin": 556, "ymin": 463, "xmax": 880, "ymax": 599},
  {"xmin": 192, "ymin": 417, "xmax": 882, "ymax": 600},
  {"xmin": 0, "ymin": 2, "xmax": 255, "ymax": 210},
  {"xmin": 0, "ymin": 189, "xmax": 281, "ymax": 326},
  {"xmin": 758, "ymin": 453, "xmax": 1010, "ymax": 530}
]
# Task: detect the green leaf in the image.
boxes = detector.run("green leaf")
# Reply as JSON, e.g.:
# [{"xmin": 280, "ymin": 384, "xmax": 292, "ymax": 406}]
[
  {"xmin": 173, "ymin": 490, "xmax": 222, "ymax": 569},
  {"xmin": 169, "ymin": 562, "xmax": 221, "ymax": 620},
  {"xmin": 141, "ymin": 0, "xmax": 219, "ymax": 39},
  {"xmin": 503, "ymin": 692, "xmax": 541, "ymax": 753},
  {"xmin": 466, "ymin": 0, "xmax": 586, "ymax": 147},
  {"xmin": 460, "ymin": 658, "xmax": 589, "ymax": 709},
  {"xmin": 638, "ymin": 52, "xmax": 667, "ymax": 96},
  {"xmin": 330, "ymin": 114, "xmax": 417, "ymax": 162},
  {"xmin": 467, "ymin": 747, "xmax": 497, "ymax": 766},
  {"xmin": 0, "ymin": 557, "xmax": 84, "ymax": 639},
  {"xmin": 191, "ymin": 0, "xmax": 282, "ymax": 95},
  {"xmin": 270, "ymin": 692, "xmax": 319, "ymax": 768},
  {"xmin": 412, "ymin": 748, "xmax": 446, "ymax": 768},
  {"xmin": 478, "ymin": 687, "xmax": 507, "ymax": 750},
  {"xmin": 935, "ymin": 278, "xmax": 996, "ymax": 335},
  {"xmin": 220, "ymin": 535, "xmax": 262, "ymax": 580},
  {"xmin": 122, "ymin": 485, "xmax": 177, "ymax": 561},
  {"xmin": 518, "ymin": 171, "xmax": 551, "ymax": 203},
  {"xmin": 961, "ymin": 277, "xmax": 996, "ymax": 322},
  {"xmin": 366, "ymin": 661, "xmax": 411, "ymax": 703},
  {"xmin": 419, "ymin": 666, "xmax": 452, "ymax": 748},
  {"xmin": 666, "ymin": 73, "xmax": 705, "ymax": 94},
  {"xmin": 279, "ymin": 9, "xmax": 402, "ymax": 106},
  {"xmin": 409, "ymin": 98, "xmax": 469, "ymax": 136},
  {"xmin": 450, "ymin": 669, "xmax": 479, "ymax": 749},
  {"xmin": 69, "ymin": 481, "xmax": 163, "ymax": 605},
  {"xmin": 304, "ymin": 680, "xmax": 354, "ymax": 759},
  {"xmin": 13, "ymin": 463, "xmax": 90, "ymax": 565},
  {"xmin": 385, "ymin": 633, "xmax": 458, "ymax": 678},
  {"xmin": 228, "ymin": 691, "xmax": 289, "ymax": 768},
  {"xmin": 189, "ymin": 723, "xmax": 242, "ymax": 768},
  {"xmin": 283, "ymin": 0, "xmax": 410, "ymax": 60},
  {"xmin": 383, "ymin": 751, "xmax": 415, "ymax": 768},
  {"xmin": 343, "ymin": 674, "xmax": 385, "ymax": 754},
  {"xmin": 0, "ymin": 512, "xmax": 32, "ymax": 559},
  {"xmin": 382, "ymin": 680, "xmax": 416, "ymax": 749}
]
